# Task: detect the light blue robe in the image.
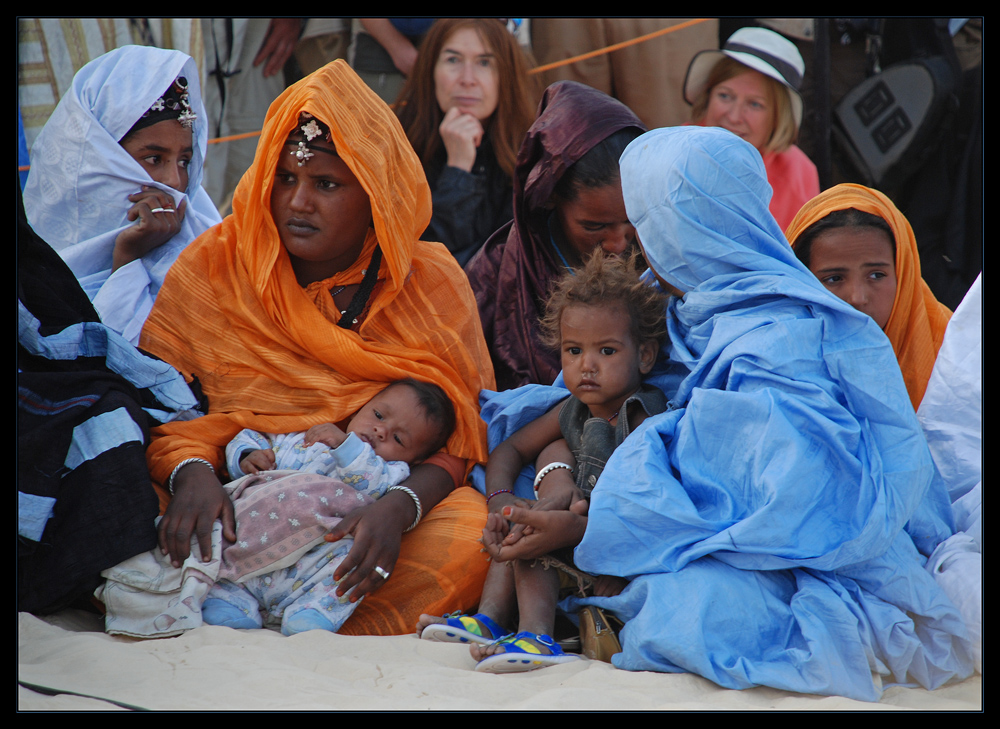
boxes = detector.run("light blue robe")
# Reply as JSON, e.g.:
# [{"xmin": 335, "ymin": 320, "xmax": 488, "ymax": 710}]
[{"xmin": 478, "ymin": 127, "xmax": 972, "ymax": 701}]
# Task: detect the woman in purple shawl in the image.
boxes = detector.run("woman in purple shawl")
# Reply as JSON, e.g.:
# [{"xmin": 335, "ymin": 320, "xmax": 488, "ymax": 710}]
[{"xmin": 465, "ymin": 81, "xmax": 646, "ymax": 391}]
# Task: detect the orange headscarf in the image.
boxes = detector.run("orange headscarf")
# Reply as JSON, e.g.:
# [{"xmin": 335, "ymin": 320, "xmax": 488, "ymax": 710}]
[
  {"xmin": 786, "ymin": 183, "xmax": 951, "ymax": 409},
  {"xmin": 141, "ymin": 60, "xmax": 494, "ymax": 485}
]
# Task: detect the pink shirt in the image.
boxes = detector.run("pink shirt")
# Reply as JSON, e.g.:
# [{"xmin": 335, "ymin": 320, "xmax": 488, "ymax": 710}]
[{"xmin": 762, "ymin": 144, "xmax": 820, "ymax": 231}]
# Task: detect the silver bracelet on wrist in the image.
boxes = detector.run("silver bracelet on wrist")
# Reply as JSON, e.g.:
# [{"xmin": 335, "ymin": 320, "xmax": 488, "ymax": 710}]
[
  {"xmin": 168, "ymin": 458, "xmax": 214, "ymax": 495},
  {"xmin": 533, "ymin": 462, "xmax": 574, "ymax": 496},
  {"xmin": 387, "ymin": 485, "xmax": 422, "ymax": 532}
]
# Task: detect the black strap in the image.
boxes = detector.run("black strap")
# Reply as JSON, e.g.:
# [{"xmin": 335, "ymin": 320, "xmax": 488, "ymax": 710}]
[
  {"xmin": 208, "ymin": 20, "xmax": 241, "ymax": 139},
  {"xmin": 336, "ymin": 245, "xmax": 383, "ymax": 329}
]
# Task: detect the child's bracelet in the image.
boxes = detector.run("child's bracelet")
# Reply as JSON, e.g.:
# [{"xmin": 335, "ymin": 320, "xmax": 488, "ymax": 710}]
[
  {"xmin": 533, "ymin": 462, "xmax": 574, "ymax": 496},
  {"xmin": 169, "ymin": 458, "xmax": 215, "ymax": 495},
  {"xmin": 487, "ymin": 489, "xmax": 513, "ymax": 504},
  {"xmin": 387, "ymin": 485, "xmax": 422, "ymax": 532}
]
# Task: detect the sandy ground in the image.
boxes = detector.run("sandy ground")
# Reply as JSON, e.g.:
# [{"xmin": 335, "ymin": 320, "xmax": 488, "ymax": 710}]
[{"xmin": 18, "ymin": 609, "xmax": 981, "ymax": 712}]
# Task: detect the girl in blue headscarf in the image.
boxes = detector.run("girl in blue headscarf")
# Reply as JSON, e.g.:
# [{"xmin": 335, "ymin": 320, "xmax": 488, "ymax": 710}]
[{"xmin": 477, "ymin": 126, "xmax": 972, "ymax": 701}]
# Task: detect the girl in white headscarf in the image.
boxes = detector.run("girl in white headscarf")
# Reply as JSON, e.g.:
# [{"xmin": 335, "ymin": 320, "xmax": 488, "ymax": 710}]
[{"xmin": 24, "ymin": 45, "xmax": 221, "ymax": 345}]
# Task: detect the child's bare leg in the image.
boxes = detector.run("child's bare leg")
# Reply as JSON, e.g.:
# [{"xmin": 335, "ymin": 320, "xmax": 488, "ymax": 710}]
[
  {"xmin": 417, "ymin": 558, "xmax": 515, "ymax": 639},
  {"xmin": 471, "ymin": 557, "xmax": 560, "ymax": 660},
  {"xmin": 474, "ymin": 559, "xmax": 518, "ymax": 630}
]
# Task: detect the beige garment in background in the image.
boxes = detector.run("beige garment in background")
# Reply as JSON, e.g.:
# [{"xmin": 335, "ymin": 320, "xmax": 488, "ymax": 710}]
[
  {"xmin": 201, "ymin": 19, "xmax": 289, "ymax": 210},
  {"xmin": 530, "ymin": 18, "xmax": 719, "ymax": 129},
  {"xmin": 295, "ymin": 18, "xmax": 350, "ymax": 76},
  {"xmin": 347, "ymin": 19, "xmax": 413, "ymax": 106}
]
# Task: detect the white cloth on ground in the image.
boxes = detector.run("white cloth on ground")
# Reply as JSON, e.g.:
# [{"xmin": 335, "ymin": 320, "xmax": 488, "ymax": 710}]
[{"xmin": 97, "ymin": 520, "xmax": 223, "ymax": 639}]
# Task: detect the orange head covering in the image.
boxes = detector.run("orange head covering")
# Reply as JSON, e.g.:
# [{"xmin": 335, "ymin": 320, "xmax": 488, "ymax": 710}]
[
  {"xmin": 141, "ymin": 60, "xmax": 494, "ymax": 484},
  {"xmin": 786, "ymin": 183, "xmax": 951, "ymax": 409}
]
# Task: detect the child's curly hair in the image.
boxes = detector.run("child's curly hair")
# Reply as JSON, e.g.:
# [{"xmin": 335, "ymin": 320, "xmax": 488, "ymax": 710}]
[{"xmin": 540, "ymin": 251, "xmax": 669, "ymax": 352}]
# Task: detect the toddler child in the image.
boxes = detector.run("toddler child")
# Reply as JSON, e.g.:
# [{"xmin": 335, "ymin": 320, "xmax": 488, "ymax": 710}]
[
  {"xmin": 417, "ymin": 252, "xmax": 668, "ymax": 671},
  {"xmin": 203, "ymin": 378, "xmax": 455, "ymax": 636}
]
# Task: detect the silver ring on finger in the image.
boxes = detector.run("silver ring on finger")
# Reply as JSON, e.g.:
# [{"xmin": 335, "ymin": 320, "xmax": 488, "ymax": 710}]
[
  {"xmin": 149, "ymin": 207, "xmax": 172, "ymax": 214},
  {"xmin": 373, "ymin": 565, "xmax": 390, "ymax": 580}
]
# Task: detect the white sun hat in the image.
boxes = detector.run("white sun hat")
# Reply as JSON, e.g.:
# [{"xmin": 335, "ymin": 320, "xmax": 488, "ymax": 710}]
[{"xmin": 683, "ymin": 26, "xmax": 805, "ymax": 129}]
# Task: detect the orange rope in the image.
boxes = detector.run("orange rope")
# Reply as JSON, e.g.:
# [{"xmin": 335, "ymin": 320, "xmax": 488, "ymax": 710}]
[
  {"xmin": 18, "ymin": 18, "xmax": 709, "ymax": 171},
  {"xmin": 529, "ymin": 18, "xmax": 710, "ymax": 74},
  {"xmin": 206, "ymin": 130, "xmax": 262, "ymax": 145}
]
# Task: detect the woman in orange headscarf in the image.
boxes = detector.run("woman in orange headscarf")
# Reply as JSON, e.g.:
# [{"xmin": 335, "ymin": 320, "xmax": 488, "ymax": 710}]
[
  {"xmin": 787, "ymin": 183, "xmax": 951, "ymax": 410},
  {"xmin": 140, "ymin": 60, "xmax": 494, "ymax": 635}
]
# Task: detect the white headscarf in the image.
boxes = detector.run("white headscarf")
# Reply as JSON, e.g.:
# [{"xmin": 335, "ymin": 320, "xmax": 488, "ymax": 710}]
[{"xmin": 24, "ymin": 45, "xmax": 221, "ymax": 345}]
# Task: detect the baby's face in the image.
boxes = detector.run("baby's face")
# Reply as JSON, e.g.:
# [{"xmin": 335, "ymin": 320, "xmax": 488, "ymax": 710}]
[{"xmin": 347, "ymin": 385, "xmax": 438, "ymax": 464}]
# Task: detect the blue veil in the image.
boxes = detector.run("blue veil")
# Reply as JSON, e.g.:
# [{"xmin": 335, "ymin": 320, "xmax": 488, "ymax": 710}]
[{"xmin": 476, "ymin": 127, "xmax": 970, "ymax": 700}]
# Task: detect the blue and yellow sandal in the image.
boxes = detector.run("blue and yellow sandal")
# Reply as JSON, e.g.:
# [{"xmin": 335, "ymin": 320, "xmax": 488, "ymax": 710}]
[
  {"xmin": 474, "ymin": 632, "xmax": 581, "ymax": 673},
  {"xmin": 420, "ymin": 612, "xmax": 505, "ymax": 645}
]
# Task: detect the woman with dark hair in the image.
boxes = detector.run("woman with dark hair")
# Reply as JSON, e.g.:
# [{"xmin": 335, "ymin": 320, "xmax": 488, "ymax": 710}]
[
  {"xmin": 395, "ymin": 18, "xmax": 536, "ymax": 265},
  {"xmin": 139, "ymin": 61, "xmax": 495, "ymax": 636},
  {"xmin": 787, "ymin": 183, "xmax": 952, "ymax": 410},
  {"xmin": 466, "ymin": 81, "xmax": 646, "ymax": 391}
]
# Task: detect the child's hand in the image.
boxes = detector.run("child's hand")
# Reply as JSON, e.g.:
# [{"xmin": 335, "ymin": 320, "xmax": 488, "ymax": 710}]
[
  {"xmin": 303, "ymin": 423, "xmax": 347, "ymax": 448},
  {"xmin": 240, "ymin": 448, "xmax": 275, "ymax": 475},
  {"xmin": 592, "ymin": 574, "xmax": 628, "ymax": 597},
  {"xmin": 485, "ymin": 502, "xmax": 589, "ymax": 562},
  {"xmin": 501, "ymin": 492, "xmax": 584, "ymax": 546},
  {"xmin": 481, "ymin": 511, "xmax": 512, "ymax": 562}
]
